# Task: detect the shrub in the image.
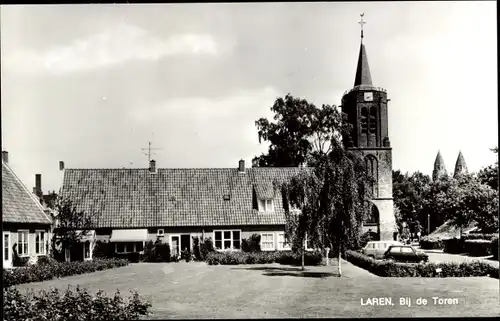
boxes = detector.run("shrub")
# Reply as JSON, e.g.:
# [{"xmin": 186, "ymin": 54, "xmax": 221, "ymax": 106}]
[
  {"xmin": 3, "ymin": 258, "xmax": 129, "ymax": 288},
  {"xmin": 3, "ymin": 286, "xmax": 151, "ymax": 321},
  {"xmin": 443, "ymin": 238, "xmax": 465, "ymax": 254},
  {"xmin": 492, "ymin": 237, "xmax": 499, "ymax": 260},
  {"xmin": 345, "ymin": 250, "xmax": 499, "ymax": 278},
  {"xmin": 154, "ymin": 240, "xmax": 171, "ymax": 262},
  {"xmin": 181, "ymin": 249, "xmax": 192, "ymax": 262},
  {"xmin": 464, "ymin": 239, "xmax": 492, "ymax": 257},
  {"xmin": 12, "ymin": 243, "xmax": 29, "ymax": 267},
  {"xmin": 419, "ymin": 237, "xmax": 444, "ymax": 250},
  {"xmin": 241, "ymin": 234, "xmax": 261, "ymax": 253},
  {"xmin": 193, "ymin": 236, "xmax": 215, "ymax": 261},
  {"xmin": 93, "ymin": 241, "xmax": 113, "ymax": 259},
  {"xmin": 200, "ymin": 237, "xmax": 215, "ymax": 260},
  {"xmin": 142, "ymin": 240, "xmax": 156, "ymax": 262},
  {"xmin": 114, "ymin": 252, "xmax": 141, "ymax": 263},
  {"xmin": 205, "ymin": 250, "xmax": 323, "ymax": 266},
  {"xmin": 192, "ymin": 236, "xmax": 202, "ymax": 261}
]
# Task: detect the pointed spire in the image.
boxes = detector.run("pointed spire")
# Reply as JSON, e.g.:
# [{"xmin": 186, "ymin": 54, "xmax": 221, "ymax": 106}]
[
  {"xmin": 434, "ymin": 150, "xmax": 445, "ymax": 168},
  {"xmin": 354, "ymin": 14, "xmax": 372, "ymax": 87},
  {"xmin": 454, "ymin": 150, "xmax": 468, "ymax": 178},
  {"xmin": 433, "ymin": 150, "xmax": 447, "ymax": 181}
]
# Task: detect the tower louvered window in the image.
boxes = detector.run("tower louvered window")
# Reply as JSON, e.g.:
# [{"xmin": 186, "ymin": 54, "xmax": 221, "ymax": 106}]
[
  {"xmin": 360, "ymin": 108, "xmax": 368, "ymax": 134},
  {"xmin": 369, "ymin": 107, "xmax": 377, "ymax": 134}
]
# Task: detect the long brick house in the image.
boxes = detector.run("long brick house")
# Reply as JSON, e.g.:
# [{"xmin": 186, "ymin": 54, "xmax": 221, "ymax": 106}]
[
  {"xmin": 2, "ymin": 151, "xmax": 52, "ymax": 268},
  {"xmin": 58, "ymin": 159, "xmax": 306, "ymax": 258}
]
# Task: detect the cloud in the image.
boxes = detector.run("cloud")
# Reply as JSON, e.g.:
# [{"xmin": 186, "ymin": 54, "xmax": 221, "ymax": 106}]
[
  {"xmin": 128, "ymin": 87, "xmax": 278, "ymax": 124},
  {"xmin": 2, "ymin": 23, "xmax": 221, "ymax": 75}
]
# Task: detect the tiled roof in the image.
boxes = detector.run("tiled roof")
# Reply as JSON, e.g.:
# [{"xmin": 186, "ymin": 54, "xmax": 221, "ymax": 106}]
[
  {"xmin": 2, "ymin": 161, "xmax": 52, "ymax": 225},
  {"xmin": 59, "ymin": 167, "xmax": 308, "ymax": 228}
]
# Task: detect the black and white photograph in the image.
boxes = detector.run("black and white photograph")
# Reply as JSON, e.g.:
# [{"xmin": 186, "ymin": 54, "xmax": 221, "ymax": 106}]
[{"xmin": 1, "ymin": 1, "xmax": 498, "ymax": 319}]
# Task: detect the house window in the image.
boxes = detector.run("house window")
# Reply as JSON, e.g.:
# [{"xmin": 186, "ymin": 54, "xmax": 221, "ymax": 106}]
[
  {"xmin": 258, "ymin": 199, "xmax": 274, "ymax": 212},
  {"xmin": 157, "ymin": 229, "xmax": 165, "ymax": 237},
  {"xmin": 261, "ymin": 233, "xmax": 275, "ymax": 251},
  {"xmin": 277, "ymin": 233, "xmax": 291, "ymax": 250},
  {"xmin": 84, "ymin": 241, "xmax": 91, "ymax": 259},
  {"xmin": 35, "ymin": 231, "xmax": 46, "ymax": 255},
  {"xmin": 214, "ymin": 230, "xmax": 241, "ymax": 251},
  {"xmin": 4, "ymin": 233, "xmax": 10, "ymax": 261},
  {"xmin": 115, "ymin": 242, "xmax": 144, "ymax": 254},
  {"xmin": 17, "ymin": 231, "xmax": 29, "ymax": 256}
]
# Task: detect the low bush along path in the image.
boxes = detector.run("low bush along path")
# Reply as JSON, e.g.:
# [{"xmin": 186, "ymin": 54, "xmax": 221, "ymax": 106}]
[{"xmin": 12, "ymin": 260, "xmax": 499, "ymax": 319}]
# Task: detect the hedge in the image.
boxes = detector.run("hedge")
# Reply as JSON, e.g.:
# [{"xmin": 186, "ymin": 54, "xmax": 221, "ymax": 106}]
[
  {"xmin": 492, "ymin": 237, "xmax": 499, "ymax": 260},
  {"xmin": 3, "ymin": 286, "xmax": 151, "ymax": 321},
  {"xmin": 463, "ymin": 233, "xmax": 499, "ymax": 241},
  {"xmin": 345, "ymin": 250, "xmax": 499, "ymax": 278},
  {"xmin": 464, "ymin": 239, "xmax": 492, "ymax": 257},
  {"xmin": 419, "ymin": 237, "xmax": 444, "ymax": 250},
  {"xmin": 3, "ymin": 257, "xmax": 129, "ymax": 288},
  {"xmin": 443, "ymin": 238, "xmax": 465, "ymax": 254},
  {"xmin": 205, "ymin": 250, "xmax": 323, "ymax": 266}
]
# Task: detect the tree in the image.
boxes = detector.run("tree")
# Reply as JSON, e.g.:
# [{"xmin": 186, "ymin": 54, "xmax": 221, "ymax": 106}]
[
  {"xmin": 52, "ymin": 198, "xmax": 95, "ymax": 262},
  {"xmin": 478, "ymin": 146, "xmax": 498, "ymax": 191},
  {"xmin": 422, "ymin": 174, "xmax": 454, "ymax": 234},
  {"xmin": 254, "ymin": 94, "xmax": 349, "ymax": 167},
  {"xmin": 431, "ymin": 173, "xmax": 498, "ymax": 237},
  {"xmin": 279, "ymin": 148, "xmax": 373, "ymax": 275},
  {"xmin": 392, "ymin": 170, "xmax": 431, "ymax": 234}
]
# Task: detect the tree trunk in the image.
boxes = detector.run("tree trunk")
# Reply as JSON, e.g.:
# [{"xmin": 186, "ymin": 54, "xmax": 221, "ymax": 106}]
[
  {"xmin": 65, "ymin": 248, "xmax": 71, "ymax": 262},
  {"xmin": 302, "ymin": 238, "xmax": 305, "ymax": 271},
  {"xmin": 338, "ymin": 243, "xmax": 342, "ymax": 277}
]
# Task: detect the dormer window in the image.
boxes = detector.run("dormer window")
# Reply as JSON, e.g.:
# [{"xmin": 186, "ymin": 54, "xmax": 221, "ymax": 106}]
[
  {"xmin": 258, "ymin": 199, "xmax": 274, "ymax": 212},
  {"xmin": 223, "ymin": 194, "xmax": 230, "ymax": 201}
]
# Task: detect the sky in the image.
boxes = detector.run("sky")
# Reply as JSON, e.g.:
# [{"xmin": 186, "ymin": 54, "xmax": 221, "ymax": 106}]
[{"xmin": 1, "ymin": 2, "xmax": 497, "ymax": 194}]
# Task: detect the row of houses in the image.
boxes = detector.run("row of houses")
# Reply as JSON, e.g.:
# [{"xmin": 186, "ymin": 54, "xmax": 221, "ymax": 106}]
[
  {"xmin": 2, "ymin": 151, "xmax": 321, "ymax": 266},
  {"xmin": 2, "ymin": 151, "xmax": 382, "ymax": 266}
]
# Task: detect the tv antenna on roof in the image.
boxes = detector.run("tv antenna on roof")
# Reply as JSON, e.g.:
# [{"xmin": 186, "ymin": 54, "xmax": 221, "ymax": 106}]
[{"xmin": 141, "ymin": 141, "xmax": 162, "ymax": 162}]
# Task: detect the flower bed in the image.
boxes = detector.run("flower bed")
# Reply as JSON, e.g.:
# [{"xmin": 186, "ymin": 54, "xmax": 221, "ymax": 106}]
[
  {"xmin": 345, "ymin": 250, "xmax": 499, "ymax": 278},
  {"xmin": 3, "ymin": 257, "xmax": 129, "ymax": 288},
  {"xmin": 205, "ymin": 250, "xmax": 323, "ymax": 266},
  {"xmin": 3, "ymin": 286, "xmax": 151, "ymax": 321}
]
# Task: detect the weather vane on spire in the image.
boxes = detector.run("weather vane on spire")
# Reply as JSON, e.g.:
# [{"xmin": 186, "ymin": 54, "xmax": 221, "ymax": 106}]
[{"xmin": 358, "ymin": 13, "xmax": 366, "ymax": 41}]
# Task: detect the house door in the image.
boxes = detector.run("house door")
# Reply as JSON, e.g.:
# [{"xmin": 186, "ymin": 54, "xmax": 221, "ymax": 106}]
[
  {"xmin": 3, "ymin": 232, "xmax": 11, "ymax": 268},
  {"xmin": 180, "ymin": 234, "xmax": 191, "ymax": 252},
  {"xmin": 171, "ymin": 235, "xmax": 180, "ymax": 257}
]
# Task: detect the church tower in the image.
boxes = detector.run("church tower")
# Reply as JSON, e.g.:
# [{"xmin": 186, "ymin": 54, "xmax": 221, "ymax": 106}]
[
  {"xmin": 340, "ymin": 14, "xmax": 396, "ymax": 241},
  {"xmin": 453, "ymin": 151, "xmax": 468, "ymax": 178},
  {"xmin": 432, "ymin": 150, "xmax": 447, "ymax": 181}
]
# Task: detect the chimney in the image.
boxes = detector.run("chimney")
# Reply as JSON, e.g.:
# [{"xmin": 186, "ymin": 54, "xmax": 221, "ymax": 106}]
[
  {"xmin": 59, "ymin": 161, "xmax": 65, "ymax": 171},
  {"xmin": 35, "ymin": 174, "xmax": 42, "ymax": 198},
  {"xmin": 149, "ymin": 159, "xmax": 156, "ymax": 173},
  {"xmin": 2, "ymin": 151, "xmax": 8, "ymax": 164},
  {"xmin": 238, "ymin": 159, "xmax": 245, "ymax": 173}
]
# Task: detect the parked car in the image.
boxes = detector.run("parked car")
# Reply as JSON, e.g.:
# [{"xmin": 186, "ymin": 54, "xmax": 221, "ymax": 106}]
[
  {"xmin": 383, "ymin": 245, "xmax": 429, "ymax": 263},
  {"xmin": 361, "ymin": 240, "xmax": 404, "ymax": 260}
]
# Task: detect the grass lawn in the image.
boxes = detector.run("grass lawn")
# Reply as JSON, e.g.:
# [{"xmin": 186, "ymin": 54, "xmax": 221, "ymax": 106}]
[{"xmin": 13, "ymin": 260, "xmax": 499, "ymax": 319}]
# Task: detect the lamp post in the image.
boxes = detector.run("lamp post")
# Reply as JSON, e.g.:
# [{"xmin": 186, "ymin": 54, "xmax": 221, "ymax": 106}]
[{"xmin": 427, "ymin": 213, "xmax": 431, "ymax": 235}]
